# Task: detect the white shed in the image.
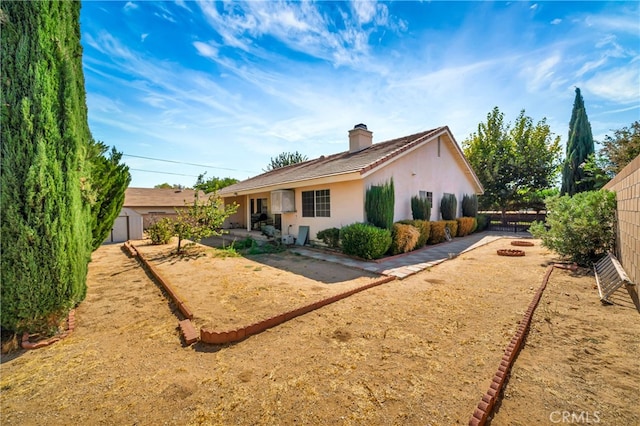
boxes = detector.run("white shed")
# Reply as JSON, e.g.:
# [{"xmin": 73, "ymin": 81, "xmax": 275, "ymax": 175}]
[{"xmin": 104, "ymin": 207, "xmax": 143, "ymax": 243}]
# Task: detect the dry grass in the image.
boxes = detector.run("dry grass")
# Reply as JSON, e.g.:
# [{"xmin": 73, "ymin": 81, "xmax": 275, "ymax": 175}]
[{"xmin": 1, "ymin": 238, "xmax": 638, "ymax": 425}]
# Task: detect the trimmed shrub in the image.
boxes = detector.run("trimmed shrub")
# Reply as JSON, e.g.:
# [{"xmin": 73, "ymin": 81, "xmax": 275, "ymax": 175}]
[
  {"xmin": 316, "ymin": 227, "xmax": 341, "ymax": 249},
  {"xmin": 440, "ymin": 193, "xmax": 457, "ymax": 220},
  {"xmin": 428, "ymin": 221, "xmax": 448, "ymax": 244},
  {"xmin": 390, "ymin": 223, "xmax": 420, "ymax": 255},
  {"xmin": 411, "ymin": 195, "xmax": 431, "ymax": 220},
  {"xmin": 365, "ymin": 179, "xmax": 395, "ymax": 230},
  {"xmin": 529, "ymin": 190, "xmax": 617, "ymax": 266},
  {"xmin": 340, "ymin": 223, "xmax": 392, "ymax": 260},
  {"xmin": 470, "ymin": 218, "xmax": 478, "ymax": 234},
  {"xmin": 443, "ymin": 220, "xmax": 458, "ymax": 237},
  {"xmin": 456, "ymin": 217, "xmax": 477, "ymax": 237},
  {"xmin": 476, "ymin": 214, "xmax": 489, "ymax": 231},
  {"xmin": 397, "ymin": 220, "xmax": 430, "ymax": 248},
  {"xmin": 147, "ymin": 218, "xmax": 174, "ymax": 244},
  {"xmin": 462, "ymin": 194, "xmax": 478, "ymax": 217}
]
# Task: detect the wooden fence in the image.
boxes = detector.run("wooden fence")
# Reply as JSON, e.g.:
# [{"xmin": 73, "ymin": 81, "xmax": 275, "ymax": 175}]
[{"xmin": 481, "ymin": 212, "xmax": 546, "ymax": 233}]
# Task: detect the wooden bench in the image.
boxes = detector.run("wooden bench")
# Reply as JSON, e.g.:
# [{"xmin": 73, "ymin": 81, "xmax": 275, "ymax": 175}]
[{"xmin": 594, "ymin": 253, "xmax": 633, "ymax": 304}]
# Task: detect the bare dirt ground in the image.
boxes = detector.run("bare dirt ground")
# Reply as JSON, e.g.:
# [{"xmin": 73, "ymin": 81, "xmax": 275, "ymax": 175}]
[
  {"xmin": 1, "ymin": 237, "xmax": 638, "ymax": 425},
  {"xmin": 135, "ymin": 241, "xmax": 382, "ymax": 330}
]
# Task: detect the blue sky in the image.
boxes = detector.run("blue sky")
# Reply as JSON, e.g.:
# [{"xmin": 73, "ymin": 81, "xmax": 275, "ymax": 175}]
[{"xmin": 80, "ymin": 1, "xmax": 640, "ymax": 188}]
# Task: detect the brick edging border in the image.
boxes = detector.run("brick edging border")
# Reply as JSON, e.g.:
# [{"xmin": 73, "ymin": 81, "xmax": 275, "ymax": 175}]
[
  {"xmin": 200, "ymin": 275, "xmax": 396, "ymax": 344},
  {"xmin": 124, "ymin": 242, "xmax": 397, "ymax": 346},
  {"xmin": 125, "ymin": 242, "xmax": 194, "ymax": 320},
  {"xmin": 468, "ymin": 262, "xmax": 577, "ymax": 426},
  {"xmin": 21, "ymin": 309, "xmax": 76, "ymax": 350},
  {"xmin": 125, "ymin": 241, "xmax": 198, "ymax": 345}
]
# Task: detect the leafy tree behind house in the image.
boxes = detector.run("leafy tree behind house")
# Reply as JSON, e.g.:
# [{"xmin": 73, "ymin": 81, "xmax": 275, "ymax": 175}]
[
  {"xmin": 264, "ymin": 151, "xmax": 308, "ymax": 171},
  {"xmin": 194, "ymin": 173, "xmax": 239, "ymax": 194},
  {"xmin": 463, "ymin": 107, "xmax": 561, "ymax": 215},
  {"xmin": 155, "ymin": 183, "xmax": 184, "ymax": 189},
  {"xmin": 600, "ymin": 121, "xmax": 640, "ymax": 175},
  {"xmin": 1, "ymin": 1, "xmax": 93, "ymax": 333},
  {"xmin": 573, "ymin": 121, "xmax": 640, "ymax": 191},
  {"xmin": 561, "ymin": 87, "xmax": 595, "ymax": 195}
]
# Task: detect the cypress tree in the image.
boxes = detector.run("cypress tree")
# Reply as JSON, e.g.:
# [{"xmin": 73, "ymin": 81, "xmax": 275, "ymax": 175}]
[
  {"xmin": 561, "ymin": 88, "xmax": 595, "ymax": 195},
  {"xmin": 1, "ymin": 1, "xmax": 93, "ymax": 333},
  {"xmin": 87, "ymin": 139, "xmax": 131, "ymax": 250},
  {"xmin": 365, "ymin": 179, "xmax": 395, "ymax": 229}
]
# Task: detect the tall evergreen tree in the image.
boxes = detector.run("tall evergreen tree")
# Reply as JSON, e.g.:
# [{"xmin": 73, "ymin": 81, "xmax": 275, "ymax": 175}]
[
  {"xmin": 561, "ymin": 88, "xmax": 595, "ymax": 195},
  {"xmin": 1, "ymin": 1, "xmax": 93, "ymax": 333},
  {"xmin": 86, "ymin": 139, "xmax": 131, "ymax": 250}
]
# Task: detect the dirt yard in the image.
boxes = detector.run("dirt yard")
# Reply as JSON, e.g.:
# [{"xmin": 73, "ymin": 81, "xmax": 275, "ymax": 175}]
[
  {"xmin": 1, "ymin": 237, "xmax": 638, "ymax": 425},
  {"xmin": 135, "ymin": 242, "xmax": 382, "ymax": 330}
]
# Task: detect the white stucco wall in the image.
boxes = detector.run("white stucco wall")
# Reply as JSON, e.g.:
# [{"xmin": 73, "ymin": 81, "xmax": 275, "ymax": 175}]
[
  {"xmin": 365, "ymin": 134, "xmax": 478, "ymax": 221},
  {"xmin": 281, "ymin": 180, "xmax": 364, "ymax": 241}
]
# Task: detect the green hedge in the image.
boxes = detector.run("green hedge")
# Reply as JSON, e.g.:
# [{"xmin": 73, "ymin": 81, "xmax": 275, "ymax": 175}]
[
  {"xmin": 462, "ymin": 194, "xmax": 478, "ymax": 217},
  {"xmin": 476, "ymin": 214, "xmax": 489, "ymax": 231},
  {"xmin": 316, "ymin": 227, "xmax": 341, "ymax": 249},
  {"xmin": 440, "ymin": 193, "xmax": 457, "ymax": 220},
  {"xmin": 147, "ymin": 218, "xmax": 174, "ymax": 244},
  {"xmin": 340, "ymin": 223, "xmax": 392, "ymax": 260},
  {"xmin": 411, "ymin": 195, "xmax": 431, "ymax": 220}
]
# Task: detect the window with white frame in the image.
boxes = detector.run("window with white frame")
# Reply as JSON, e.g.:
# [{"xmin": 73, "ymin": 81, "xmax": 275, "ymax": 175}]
[{"xmin": 302, "ymin": 189, "xmax": 330, "ymax": 217}]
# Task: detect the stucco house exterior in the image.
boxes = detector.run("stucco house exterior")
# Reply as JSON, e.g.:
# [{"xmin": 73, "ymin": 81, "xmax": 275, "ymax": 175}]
[
  {"xmin": 218, "ymin": 124, "xmax": 483, "ymax": 243},
  {"xmin": 106, "ymin": 187, "xmax": 205, "ymax": 243}
]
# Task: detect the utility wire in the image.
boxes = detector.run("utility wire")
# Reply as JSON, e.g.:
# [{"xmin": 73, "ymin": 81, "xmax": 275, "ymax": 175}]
[
  {"xmin": 123, "ymin": 153, "xmax": 256, "ymax": 173},
  {"xmin": 130, "ymin": 168, "xmax": 200, "ymax": 178}
]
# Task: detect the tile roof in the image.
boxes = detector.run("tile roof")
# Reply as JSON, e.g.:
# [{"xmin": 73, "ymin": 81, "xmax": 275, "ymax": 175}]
[
  {"xmin": 124, "ymin": 188, "xmax": 206, "ymax": 207},
  {"xmin": 219, "ymin": 126, "xmax": 449, "ymax": 195}
]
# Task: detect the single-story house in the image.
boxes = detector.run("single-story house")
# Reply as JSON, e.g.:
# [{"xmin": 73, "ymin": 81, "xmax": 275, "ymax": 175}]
[
  {"xmin": 105, "ymin": 187, "xmax": 205, "ymax": 243},
  {"xmin": 218, "ymin": 124, "xmax": 483, "ymax": 243}
]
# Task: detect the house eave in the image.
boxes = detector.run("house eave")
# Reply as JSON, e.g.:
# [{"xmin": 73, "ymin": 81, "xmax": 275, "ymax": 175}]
[{"xmin": 220, "ymin": 171, "xmax": 363, "ymax": 197}]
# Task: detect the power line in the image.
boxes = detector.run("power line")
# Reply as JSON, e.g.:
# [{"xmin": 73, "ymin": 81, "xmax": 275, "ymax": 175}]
[
  {"xmin": 123, "ymin": 153, "xmax": 256, "ymax": 173},
  {"xmin": 130, "ymin": 168, "xmax": 200, "ymax": 178}
]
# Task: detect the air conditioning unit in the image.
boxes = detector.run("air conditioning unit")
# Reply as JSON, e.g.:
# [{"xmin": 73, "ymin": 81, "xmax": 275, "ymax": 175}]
[
  {"xmin": 271, "ymin": 190, "xmax": 295, "ymax": 213},
  {"xmin": 281, "ymin": 234, "xmax": 295, "ymax": 245}
]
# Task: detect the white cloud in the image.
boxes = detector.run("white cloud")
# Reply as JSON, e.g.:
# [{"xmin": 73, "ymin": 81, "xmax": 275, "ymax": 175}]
[
  {"xmin": 175, "ymin": 0, "xmax": 192, "ymax": 13},
  {"xmin": 193, "ymin": 41, "xmax": 218, "ymax": 59},
  {"xmin": 123, "ymin": 2, "xmax": 138, "ymax": 12},
  {"xmin": 520, "ymin": 54, "xmax": 562, "ymax": 91},
  {"xmin": 584, "ymin": 13, "xmax": 640, "ymax": 34},
  {"xmin": 352, "ymin": 1, "xmax": 377, "ymax": 25},
  {"xmin": 583, "ymin": 67, "xmax": 640, "ymax": 104},
  {"xmin": 551, "ymin": 18, "xmax": 562, "ymax": 25},
  {"xmin": 196, "ymin": 0, "xmax": 400, "ymax": 69},
  {"xmin": 141, "ymin": 33, "xmax": 149, "ymax": 42},
  {"xmin": 576, "ymin": 57, "xmax": 607, "ymax": 77}
]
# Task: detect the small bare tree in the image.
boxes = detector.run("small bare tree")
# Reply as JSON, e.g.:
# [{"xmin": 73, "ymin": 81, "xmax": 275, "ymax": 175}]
[{"xmin": 173, "ymin": 193, "xmax": 238, "ymax": 254}]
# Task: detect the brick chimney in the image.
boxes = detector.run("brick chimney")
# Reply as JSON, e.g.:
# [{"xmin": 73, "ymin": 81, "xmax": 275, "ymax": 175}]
[{"xmin": 348, "ymin": 123, "xmax": 373, "ymax": 153}]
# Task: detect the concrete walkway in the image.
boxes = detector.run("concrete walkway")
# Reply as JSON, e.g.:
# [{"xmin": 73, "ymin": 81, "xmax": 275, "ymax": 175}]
[{"xmin": 289, "ymin": 231, "xmax": 532, "ymax": 279}]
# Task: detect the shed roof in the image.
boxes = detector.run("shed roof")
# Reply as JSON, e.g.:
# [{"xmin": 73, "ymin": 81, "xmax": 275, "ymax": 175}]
[{"xmin": 124, "ymin": 188, "xmax": 206, "ymax": 207}]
